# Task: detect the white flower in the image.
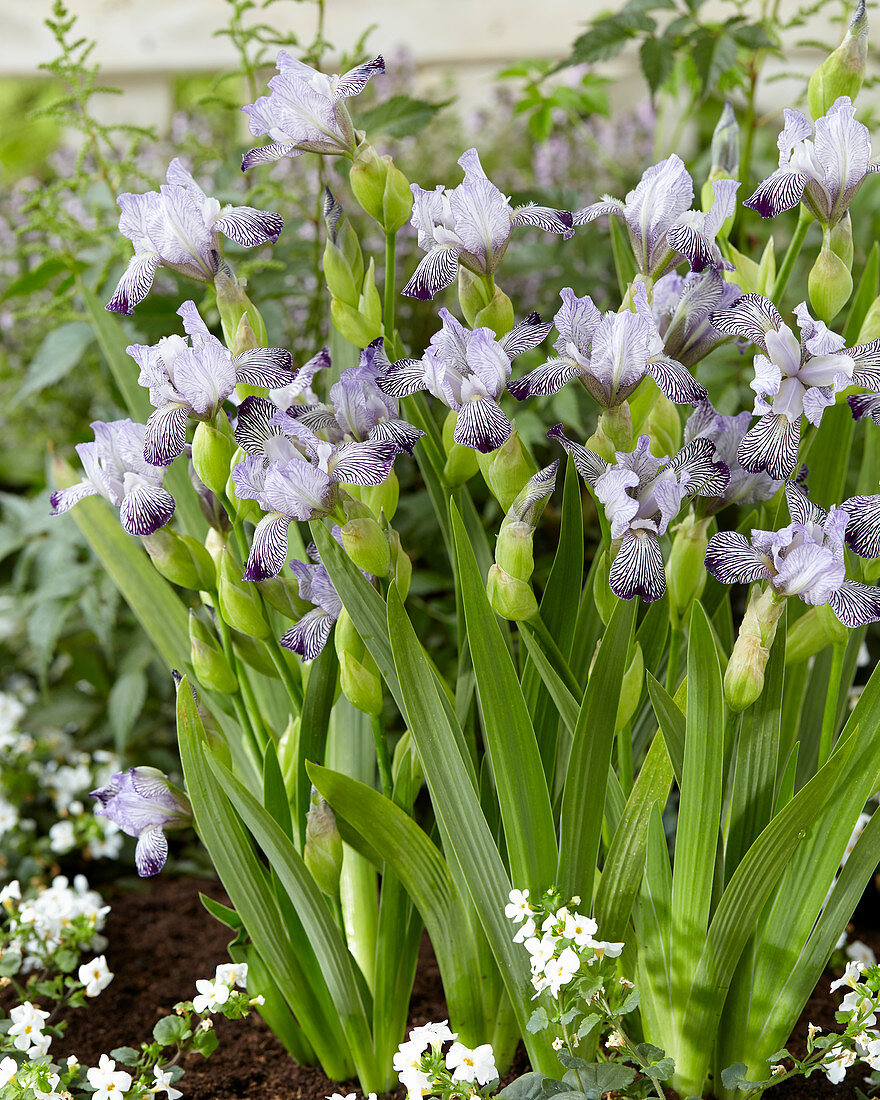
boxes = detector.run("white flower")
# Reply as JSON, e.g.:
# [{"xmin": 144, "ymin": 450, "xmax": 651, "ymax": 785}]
[
  {"xmin": 544, "ymin": 946, "xmax": 580, "ymax": 997},
  {"xmin": 406, "ymin": 1020, "xmax": 457, "ymax": 1049},
  {"xmin": 325, "ymin": 1094, "xmax": 356, "ymax": 1100},
  {"xmin": 88, "ymin": 819, "xmax": 124, "ymax": 861},
  {"xmin": 830, "ymin": 960, "xmax": 865, "ymax": 992},
  {"xmin": 0, "ymin": 797, "xmax": 19, "ymax": 837},
  {"xmin": 393, "ymin": 1042, "xmax": 428, "ymax": 1072},
  {"xmin": 0, "ymin": 1058, "xmax": 17, "ymax": 1087},
  {"xmin": 840, "ymin": 989, "xmax": 877, "ymax": 1027},
  {"xmin": 446, "ymin": 1041, "xmax": 497, "ymax": 1085},
  {"xmin": 606, "ymin": 1030, "xmax": 626, "ymax": 1049},
  {"xmin": 823, "ymin": 1048, "xmax": 856, "ymax": 1084},
  {"xmin": 551, "ymin": 1037, "xmax": 564, "ymax": 1051},
  {"xmin": 153, "ymin": 1064, "xmax": 183, "ymax": 1099},
  {"xmin": 87, "ymin": 1054, "xmax": 133, "ymax": 1100},
  {"xmin": 8, "ymin": 1002, "xmax": 50, "ymax": 1051},
  {"xmin": 505, "ymin": 889, "xmax": 533, "ymax": 922},
  {"xmin": 28, "ymin": 1031, "xmax": 52, "ymax": 1059},
  {"xmin": 34, "ymin": 1070, "xmax": 66, "ymax": 1099},
  {"xmin": 846, "ymin": 940, "xmax": 877, "ymax": 967},
  {"xmin": 215, "ymin": 962, "xmax": 249, "ymax": 988},
  {"xmin": 525, "ymin": 934, "xmax": 558, "ymax": 967},
  {"xmin": 562, "ymin": 913, "xmax": 599, "ymax": 946},
  {"xmin": 0, "ymin": 880, "xmax": 21, "ymax": 907},
  {"xmin": 862, "ymin": 1036, "xmax": 880, "ymax": 1070},
  {"xmin": 512, "ymin": 916, "xmax": 536, "ymax": 943},
  {"xmin": 78, "ymin": 955, "xmax": 114, "ymax": 997},
  {"xmin": 47, "ymin": 820, "xmax": 76, "ymax": 854},
  {"xmin": 589, "ymin": 939, "xmax": 625, "ymax": 961},
  {"xmin": 193, "ymin": 978, "xmax": 231, "ymax": 1014}
]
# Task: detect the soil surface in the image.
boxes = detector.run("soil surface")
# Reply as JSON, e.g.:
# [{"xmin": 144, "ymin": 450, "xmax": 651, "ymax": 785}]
[{"xmin": 45, "ymin": 875, "xmax": 880, "ymax": 1099}]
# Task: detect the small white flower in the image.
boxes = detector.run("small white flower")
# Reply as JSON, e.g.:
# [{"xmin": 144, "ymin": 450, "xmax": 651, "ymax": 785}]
[
  {"xmin": 846, "ymin": 940, "xmax": 877, "ymax": 967},
  {"xmin": 505, "ymin": 889, "xmax": 533, "ymax": 923},
  {"xmin": 397, "ymin": 1063, "xmax": 431, "ymax": 1097},
  {"xmin": 153, "ymin": 1064, "xmax": 183, "ymax": 1100},
  {"xmin": 0, "ymin": 797, "xmax": 19, "ymax": 837},
  {"xmin": 393, "ymin": 1042, "xmax": 428, "ymax": 1072},
  {"xmin": 406, "ymin": 1020, "xmax": 457, "ymax": 1049},
  {"xmin": 250, "ymin": 994, "xmax": 266, "ymax": 1006},
  {"xmin": 862, "ymin": 1036, "xmax": 880, "ymax": 1070},
  {"xmin": 525, "ymin": 934, "xmax": 558, "ymax": 967},
  {"xmin": 87, "ymin": 1054, "xmax": 133, "ymax": 1100},
  {"xmin": 512, "ymin": 916, "xmax": 536, "ymax": 944},
  {"xmin": 823, "ymin": 1048, "xmax": 856, "ymax": 1084},
  {"xmin": 606, "ymin": 1030, "xmax": 626, "ymax": 1049},
  {"xmin": 215, "ymin": 962, "xmax": 248, "ymax": 988},
  {"xmin": 831, "ymin": 960, "xmax": 866, "ymax": 993},
  {"xmin": 544, "ymin": 946, "xmax": 580, "ymax": 997},
  {"xmin": 0, "ymin": 1057, "xmax": 17, "ymax": 1087},
  {"xmin": 47, "ymin": 820, "xmax": 76, "ymax": 854},
  {"xmin": 0, "ymin": 880, "xmax": 20, "ymax": 907},
  {"xmin": 446, "ymin": 1041, "xmax": 497, "ymax": 1085},
  {"xmin": 193, "ymin": 978, "xmax": 231, "ymax": 1014},
  {"xmin": 808, "ymin": 1022, "xmax": 822, "ymax": 1040},
  {"xmin": 8, "ymin": 1002, "xmax": 50, "ymax": 1051},
  {"xmin": 840, "ymin": 989, "xmax": 877, "ymax": 1027},
  {"xmin": 78, "ymin": 955, "xmax": 114, "ymax": 997},
  {"xmin": 589, "ymin": 938, "xmax": 625, "ymax": 961},
  {"xmin": 28, "ymin": 1031, "xmax": 52, "ymax": 1060},
  {"xmin": 562, "ymin": 913, "xmax": 598, "ymax": 946},
  {"xmin": 551, "ymin": 1037, "xmax": 564, "ymax": 1051}
]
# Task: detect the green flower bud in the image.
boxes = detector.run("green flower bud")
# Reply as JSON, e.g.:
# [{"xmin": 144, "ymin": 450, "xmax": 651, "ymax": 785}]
[
  {"xmin": 442, "ymin": 411, "xmax": 479, "ymax": 485},
  {"xmin": 214, "ymin": 263, "xmax": 268, "ymax": 349},
  {"xmin": 495, "ymin": 520, "xmax": 535, "ymax": 582},
  {"xmin": 392, "ymin": 728, "xmax": 424, "ymax": 793},
  {"xmin": 189, "ymin": 611, "xmax": 238, "ymax": 694},
  {"xmin": 349, "ymin": 143, "xmax": 414, "ymax": 234},
  {"xmin": 277, "ymin": 715, "xmax": 300, "ymax": 792},
  {"xmin": 724, "ymin": 586, "xmax": 785, "ymax": 712},
  {"xmin": 192, "ymin": 419, "xmax": 236, "ymax": 499},
  {"xmin": 217, "ymin": 549, "xmax": 270, "ymax": 638},
  {"xmin": 587, "ymin": 403, "xmax": 633, "ymax": 460},
  {"xmin": 142, "ymin": 528, "xmax": 216, "ymax": 591},
  {"xmin": 615, "ymin": 643, "xmax": 644, "ymax": 735},
  {"xmin": 330, "ymin": 258, "xmax": 384, "ymax": 347},
  {"xmin": 785, "ymin": 602, "xmax": 849, "ymax": 664},
  {"xmin": 231, "ymin": 313, "xmax": 260, "ymax": 357},
  {"xmin": 710, "ymin": 101, "xmax": 740, "ymax": 179},
  {"xmin": 204, "ymin": 526, "xmax": 226, "ymax": 572},
  {"xmin": 324, "ymin": 238, "xmax": 361, "ymax": 307},
  {"xmin": 474, "ymin": 288, "xmax": 515, "ymax": 338},
  {"xmin": 476, "ymin": 428, "xmax": 538, "ymax": 513},
  {"xmin": 347, "ymin": 470, "xmax": 400, "ymax": 520},
  {"xmin": 486, "ymin": 564, "xmax": 538, "ymax": 621},
  {"xmin": 458, "ymin": 268, "xmax": 492, "ymax": 327},
  {"xmin": 725, "ymin": 238, "xmax": 776, "ymax": 297},
  {"xmin": 304, "ymin": 788, "xmax": 343, "ymax": 898},
  {"xmin": 231, "ymin": 629, "xmax": 279, "ymax": 678},
  {"xmin": 257, "ymin": 575, "xmax": 309, "ymax": 620},
  {"xmin": 809, "ymin": 244, "xmax": 853, "ymax": 322},
  {"xmin": 808, "ymin": 0, "xmax": 868, "ymax": 119},
  {"xmin": 388, "ymin": 529, "xmax": 412, "ymax": 601},
  {"xmin": 339, "ymin": 517, "xmax": 390, "ymax": 576},
  {"xmin": 338, "ymin": 650, "xmax": 384, "ymax": 717},
  {"xmin": 667, "ymin": 514, "xmax": 710, "ymax": 622},
  {"xmin": 643, "ymin": 392, "xmax": 681, "ymax": 458},
  {"xmin": 829, "ymin": 213, "xmax": 854, "ymax": 270},
  {"xmin": 225, "ymin": 447, "xmax": 262, "ymax": 524},
  {"xmin": 592, "ymin": 549, "xmax": 619, "ymax": 627}
]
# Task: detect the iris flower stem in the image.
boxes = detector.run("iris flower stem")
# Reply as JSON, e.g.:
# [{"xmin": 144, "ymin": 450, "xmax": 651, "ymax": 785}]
[
  {"xmin": 211, "ymin": 593, "xmax": 265, "ymax": 760},
  {"xmin": 817, "ymin": 640, "xmax": 847, "ymax": 768},
  {"xmin": 371, "ymin": 715, "xmax": 394, "ymax": 799},
  {"xmin": 384, "ymin": 230, "xmax": 398, "ymax": 359},
  {"xmin": 666, "ymin": 625, "xmax": 683, "ymax": 696},
  {"xmin": 773, "ymin": 207, "xmax": 813, "ymax": 302}
]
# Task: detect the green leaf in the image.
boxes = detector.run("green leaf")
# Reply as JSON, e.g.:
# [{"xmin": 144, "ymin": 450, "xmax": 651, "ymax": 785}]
[
  {"xmin": 153, "ymin": 1015, "xmax": 189, "ymax": 1045},
  {"xmin": 191, "ymin": 1028, "xmax": 220, "ymax": 1057},
  {"xmin": 556, "ymin": 1056, "xmax": 636, "ymax": 1097},
  {"xmin": 199, "ymin": 892, "xmax": 243, "ymax": 932},
  {"xmin": 355, "ymin": 94, "xmax": 452, "ymax": 138},
  {"xmin": 692, "ymin": 30, "xmax": 738, "ymax": 97},
  {"xmin": 13, "ymin": 321, "xmax": 95, "ymax": 406},
  {"xmin": 640, "ymin": 36, "xmax": 675, "ymax": 95},
  {"xmin": 109, "ymin": 1047, "xmax": 140, "ymax": 1067},
  {"xmin": 844, "ymin": 242, "xmax": 879, "ymax": 344},
  {"xmin": 527, "ymin": 1008, "xmax": 549, "ymax": 1034},
  {"xmin": 108, "ymin": 669, "xmax": 148, "ymax": 754},
  {"xmin": 1, "ymin": 257, "xmax": 79, "ymax": 302},
  {"xmin": 609, "ymin": 214, "xmax": 639, "ymax": 299},
  {"xmin": 496, "ymin": 1073, "xmax": 556, "ymax": 1100},
  {"xmin": 451, "ymin": 503, "xmax": 557, "ymax": 891},
  {"xmin": 294, "ymin": 640, "xmax": 337, "ymax": 848},
  {"xmin": 557, "ymin": 597, "xmax": 636, "ymax": 901},
  {"xmin": 0, "ymin": 950, "xmax": 21, "ymax": 977},
  {"xmin": 385, "ymin": 585, "xmax": 557, "ymax": 1074}
]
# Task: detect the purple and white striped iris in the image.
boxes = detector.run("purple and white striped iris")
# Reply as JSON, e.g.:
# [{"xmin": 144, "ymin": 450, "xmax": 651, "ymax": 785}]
[
  {"xmin": 402, "ymin": 148, "xmax": 573, "ymax": 300},
  {"xmin": 849, "ymin": 392, "xmax": 880, "ymax": 425},
  {"xmin": 51, "ymin": 419, "xmax": 175, "ymax": 536},
  {"xmin": 90, "ymin": 767, "xmax": 192, "ymax": 877},
  {"xmin": 705, "ymin": 483, "xmax": 880, "ymax": 627},
  {"xmin": 106, "ymin": 159, "xmax": 282, "ymax": 314},
  {"xmin": 574, "ymin": 155, "xmax": 738, "ymax": 277},
  {"xmin": 652, "ymin": 268, "xmax": 742, "ymax": 370},
  {"xmin": 683, "ymin": 400, "xmax": 784, "ymax": 512},
  {"xmin": 744, "ymin": 97, "xmax": 880, "ymax": 226},
  {"xmin": 840, "ymin": 482, "xmax": 880, "ymax": 561},
  {"xmin": 279, "ymin": 534, "xmax": 357, "ymax": 661},
  {"xmin": 549, "ymin": 427, "xmax": 729, "ymax": 602},
  {"xmin": 378, "ymin": 309, "xmax": 552, "ymax": 452},
  {"xmin": 282, "ymin": 340, "xmax": 424, "ymax": 454},
  {"xmin": 508, "ymin": 282, "xmax": 706, "ymax": 406},
  {"xmin": 126, "ymin": 301, "xmax": 294, "ymax": 466},
  {"xmin": 231, "ymin": 399, "xmax": 397, "ymax": 580},
  {"xmin": 240, "ymin": 52, "xmax": 385, "ymax": 171},
  {"xmin": 712, "ymin": 294, "xmax": 854, "ymax": 479}
]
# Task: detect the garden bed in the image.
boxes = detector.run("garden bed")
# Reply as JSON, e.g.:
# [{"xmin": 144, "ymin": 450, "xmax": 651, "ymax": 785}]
[{"xmin": 44, "ymin": 875, "xmax": 878, "ymax": 1100}]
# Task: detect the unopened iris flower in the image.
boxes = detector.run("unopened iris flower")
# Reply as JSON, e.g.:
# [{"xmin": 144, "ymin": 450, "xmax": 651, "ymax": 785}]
[
  {"xmin": 744, "ymin": 96, "xmax": 880, "ymax": 226},
  {"xmin": 651, "ymin": 268, "xmax": 742, "ymax": 370},
  {"xmin": 281, "ymin": 535, "xmax": 356, "ymax": 661},
  {"xmin": 126, "ymin": 300, "xmax": 294, "ymax": 465},
  {"xmin": 575, "ymin": 154, "xmax": 738, "ymax": 277},
  {"xmin": 107, "ymin": 158, "xmax": 282, "ymax": 314},
  {"xmin": 705, "ymin": 483, "xmax": 880, "ymax": 627},
  {"xmin": 549, "ymin": 428, "xmax": 729, "ymax": 602},
  {"xmin": 402, "ymin": 148, "xmax": 573, "ymax": 300},
  {"xmin": 241, "ymin": 51, "xmax": 385, "ymax": 170}
]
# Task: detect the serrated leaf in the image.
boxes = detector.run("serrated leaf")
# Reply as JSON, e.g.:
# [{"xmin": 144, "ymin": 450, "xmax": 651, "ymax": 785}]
[
  {"xmin": 191, "ymin": 1027, "xmax": 220, "ymax": 1057},
  {"xmin": 14, "ymin": 322, "xmax": 95, "ymax": 405},
  {"xmin": 692, "ymin": 30, "xmax": 738, "ymax": 97},
  {"xmin": 640, "ymin": 36, "xmax": 675, "ymax": 95},
  {"xmin": 527, "ymin": 1007, "xmax": 550, "ymax": 1033},
  {"xmin": 355, "ymin": 94, "xmax": 452, "ymax": 138},
  {"xmin": 556, "ymin": 1057, "xmax": 636, "ymax": 1096}
]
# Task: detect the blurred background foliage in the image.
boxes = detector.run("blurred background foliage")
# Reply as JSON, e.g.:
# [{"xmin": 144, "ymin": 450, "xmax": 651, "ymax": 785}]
[{"xmin": 0, "ymin": 0, "xmax": 876, "ymax": 764}]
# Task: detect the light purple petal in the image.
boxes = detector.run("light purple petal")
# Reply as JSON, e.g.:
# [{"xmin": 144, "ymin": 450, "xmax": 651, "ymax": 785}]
[
  {"xmin": 448, "ymin": 179, "xmax": 512, "ymax": 266},
  {"xmin": 330, "ymin": 440, "xmax": 397, "ymax": 485},
  {"xmin": 849, "ymin": 393, "xmax": 880, "ymax": 424},
  {"xmin": 241, "ymin": 142, "xmax": 300, "ymax": 171},
  {"xmin": 743, "ymin": 168, "xmax": 807, "ymax": 218},
  {"xmin": 119, "ymin": 483, "xmax": 176, "ymax": 536},
  {"xmin": 367, "ymin": 418, "xmax": 425, "ymax": 454},
  {"xmin": 547, "ymin": 424, "xmax": 607, "ymax": 485},
  {"xmin": 50, "ymin": 481, "xmax": 100, "ymax": 515},
  {"xmin": 215, "ymin": 206, "xmax": 283, "ymax": 246},
  {"xmin": 785, "ymin": 481, "xmax": 828, "ymax": 527},
  {"xmin": 737, "ymin": 413, "xmax": 801, "ymax": 480},
  {"xmin": 645, "ymin": 355, "xmax": 707, "ymax": 404},
  {"xmin": 553, "ymin": 287, "xmax": 601, "ymax": 358},
  {"xmin": 840, "ymin": 492, "xmax": 880, "ymax": 559},
  {"xmin": 609, "ymin": 530, "xmax": 666, "ymax": 603},
  {"xmin": 848, "ymin": 338, "xmax": 880, "ymax": 391},
  {"xmin": 705, "ymin": 531, "xmax": 772, "ymax": 585},
  {"xmin": 572, "ymin": 198, "xmax": 625, "ymax": 226},
  {"xmin": 829, "ymin": 579, "xmax": 880, "ymax": 627},
  {"xmin": 465, "ymin": 328, "xmax": 512, "ymax": 397},
  {"xmin": 453, "ymin": 397, "xmax": 512, "ymax": 453},
  {"xmin": 500, "ymin": 312, "xmax": 554, "ymax": 359},
  {"xmin": 243, "ymin": 513, "xmax": 292, "ymax": 580},
  {"xmin": 508, "ymin": 359, "xmax": 587, "ymax": 400},
  {"xmin": 135, "ymin": 827, "xmax": 168, "ymax": 877},
  {"xmin": 792, "ymin": 301, "xmax": 848, "ymax": 356},
  {"xmin": 263, "ymin": 459, "xmax": 332, "ymax": 518},
  {"xmin": 144, "ymin": 405, "xmax": 189, "ymax": 467},
  {"xmin": 376, "ymin": 356, "xmax": 427, "ymax": 398},
  {"xmin": 106, "ymin": 253, "xmax": 160, "ymax": 314},
  {"xmin": 510, "ymin": 203, "xmax": 574, "ymax": 239},
  {"xmin": 669, "ymin": 436, "xmax": 730, "ymax": 498},
  {"xmin": 280, "ymin": 609, "xmax": 336, "ymax": 661},
  {"xmin": 334, "ymin": 55, "xmax": 385, "ymax": 99},
  {"xmin": 234, "ymin": 347, "xmax": 295, "ymax": 387},
  {"xmin": 235, "ymin": 396, "xmax": 282, "ymax": 455},
  {"xmin": 813, "ymin": 97, "xmax": 872, "ymax": 198},
  {"xmin": 401, "ymin": 246, "xmax": 461, "ymax": 300},
  {"xmin": 712, "ymin": 293, "xmax": 783, "ymax": 350}
]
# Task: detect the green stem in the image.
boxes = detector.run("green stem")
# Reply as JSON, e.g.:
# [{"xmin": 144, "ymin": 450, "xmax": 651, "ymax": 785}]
[
  {"xmin": 666, "ymin": 626, "xmax": 683, "ymax": 696},
  {"xmin": 212, "ymin": 595, "xmax": 264, "ymax": 759},
  {"xmin": 267, "ymin": 642, "xmax": 304, "ymax": 711},
  {"xmin": 383, "ymin": 230, "xmax": 398, "ymax": 358},
  {"xmin": 772, "ymin": 207, "xmax": 813, "ymax": 302},
  {"xmin": 817, "ymin": 641, "xmax": 847, "ymax": 768},
  {"xmin": 371, "ymin": 715, "xmax": 394, "ymax": 799},
  {"xmin": 236, "ymin": 654, "xmax": 270, "ymax": 750}
]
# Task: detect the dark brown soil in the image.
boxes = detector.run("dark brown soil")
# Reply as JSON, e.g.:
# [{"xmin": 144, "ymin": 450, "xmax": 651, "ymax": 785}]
[{"xmin": 46, "ymin": 876, "xmax": 877, "ymax": 1099}]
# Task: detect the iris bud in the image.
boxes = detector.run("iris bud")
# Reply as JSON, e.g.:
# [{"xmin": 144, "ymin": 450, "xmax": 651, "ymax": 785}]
[
  {"xmin": 458, "ymin": 267, "xmax": 492, "ymax": 327},
  {"xmin": 257, "ymin": 575, "xmax": 309, "ymax": 620},
  {"xmin": 192, "ymin": 419, "xmax": 236, "ymax": 499},
  {"xmin": 392, "ymin": 728, "xmax": 424, "ymax": 793},
  {"xmin": 667, "ymin": 515, "xmax": 711, "ymax": 622},
  {"xmin": 304, "ymin": 788, "xmax": 343, "ymax": 898},
  {"xmin": 330, "ymin": 258, "xmax": 384, "ymax": 347},
  {"xmin": 643, "ymin": 392, "xmax": 681, "ymax": 458},
  {"xmin": 214, "ymin": 264, "xmax": 268, "ymax": 350},
  {"xmin": 442, "ymin": 410, "xmax": 479, "ymax": 485},
  {"xmin": 615, "ymin": 643, "xmax": 645, "ymax": 734},
  {"xmin": 388, "ymin": 529, "xmax": 412, "ymax": 601},
  {"xmin": 189, "ymin": 612, "xmax": 238, "ymax": 694},
  {"xmin": 809, "ymin": 244, "xmax": 853, "ymax": 322},
  {"xmin": 808, "ymin": 0, "xmax": 868, "ymax": 118},
  {"xmin": 496, "ymin": 521, "xmax": 535, "ymax": 582},
  {"xmin": 588, "ymin": 403, "xmax": 633, "ymax": 460},
  {"xmin": 829, "ymin": 214, "xmax": 854, "ymax": 270},
  {"xmin": 474, "ymin": 288, "xmax": 515, "ymax": 339},
  {"xmin": 349, "ymin": 143, "xmax": 414, "ymax": 234},
  {"xmin": 349, "ymin": 470, "xmax": 399, "ymax": 521},
  {"xmin": 785, "ymin": 602, "xmax": 849, "ymax": 664},
  {"xmin": 142, "ymin": 528, "xmax": 216, "ymax": 591},
  {"xmin": 277, "ymin": 715, "xmax": 300, "ymax": 791},
  {"xmin": 486, "ymin": 564, "xmax": 538, "ymax": 621},
  {"xmin": 217, "ymin": 549, "xmax": 270, "ymax": 638},
  {"xmin": 339, "ymin": 517, "xmax": 390, "ymax": 576},
  {"xmin": 335, "ymin": 608, "xmax": 383, "ymax": 716},
  {"xmin": 231, "ymin": 629, "xmax": 280, "ymax": 678},
  {"xmin": 724, "ymin": 586, "xmax": 785, "ymax": 712},
  {"xmin": 477, "ymin": 428, "xmax": 537, "ymax": 513}
]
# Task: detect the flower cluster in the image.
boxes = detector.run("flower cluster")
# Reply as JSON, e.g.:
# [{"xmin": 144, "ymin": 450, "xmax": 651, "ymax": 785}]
[
  {"xmin": 1, "ymin": 874, "xmax": 109, "ymax": 974},
  {"xmin": 393, "ymin": 1020, "xmax": 498, "ymax": 1100}
]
